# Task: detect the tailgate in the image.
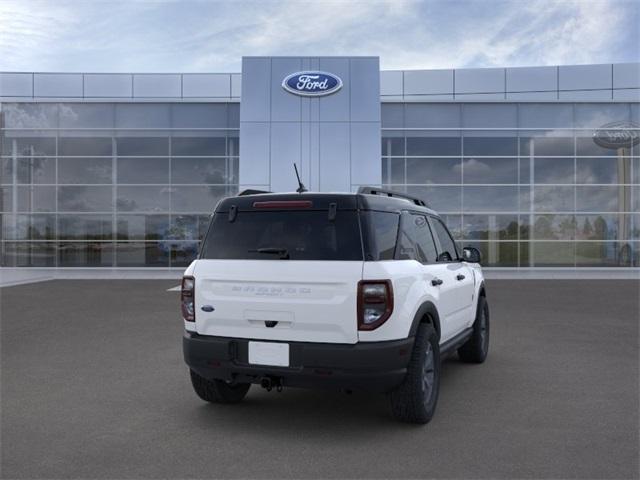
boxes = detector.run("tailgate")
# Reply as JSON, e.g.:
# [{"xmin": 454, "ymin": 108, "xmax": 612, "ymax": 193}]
[{"xmin": 194, "ymin": 259, "xmax": 363, "ymax": 344}]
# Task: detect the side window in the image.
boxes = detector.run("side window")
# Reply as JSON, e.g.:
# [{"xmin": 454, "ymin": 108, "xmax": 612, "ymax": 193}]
[
  {"xmin": 429, "ymin": 217, "xmax": 458, "ymax": 262},
  {"xmin": 362, "ymin": 211, "xmax": 400, "ymax": 261},
  {"xmin": 397, "ymin": 213, "xmax": 438, "ymax": 263}
]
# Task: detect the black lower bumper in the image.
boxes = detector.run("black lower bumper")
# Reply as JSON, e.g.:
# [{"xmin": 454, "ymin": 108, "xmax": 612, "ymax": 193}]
[{"xmin": 183, "ymin": 332, "xmax": 414, "ymax": 393}]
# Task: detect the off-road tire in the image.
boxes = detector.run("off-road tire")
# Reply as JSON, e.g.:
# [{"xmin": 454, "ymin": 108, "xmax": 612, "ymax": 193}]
[
  {"xmin": 189, "ymin": 370, "xmax": 251, "ymax": 404},
  {"xmin": 389, "ymin": 323, "xmax": 440, "ymax": 424},
  {"xmin": 458, "ymin": 295, "xmax": 489, "ymax": 363}
]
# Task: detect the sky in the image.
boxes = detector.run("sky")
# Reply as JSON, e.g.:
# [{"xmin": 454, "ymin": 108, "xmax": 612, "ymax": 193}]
[{"xmin": 0, "ymin": 0, "xmax": 638, "ymax": 73}]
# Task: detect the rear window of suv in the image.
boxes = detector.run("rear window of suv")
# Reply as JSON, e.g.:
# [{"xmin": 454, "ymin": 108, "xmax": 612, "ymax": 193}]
[{"xmin": 201, "ymin": 211, "xmax": 364, "ymax": 261}]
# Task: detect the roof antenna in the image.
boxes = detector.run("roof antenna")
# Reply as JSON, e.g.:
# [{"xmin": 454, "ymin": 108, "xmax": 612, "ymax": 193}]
[{"xmin": 293, "ymin": 163, "xmax": 307, "ymax": 193}]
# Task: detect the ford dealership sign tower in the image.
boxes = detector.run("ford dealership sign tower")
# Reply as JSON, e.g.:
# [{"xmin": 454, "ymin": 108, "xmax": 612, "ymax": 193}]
[{"xmin": 239, "ymin": 56, "xmax": 381, "ymax": 193}]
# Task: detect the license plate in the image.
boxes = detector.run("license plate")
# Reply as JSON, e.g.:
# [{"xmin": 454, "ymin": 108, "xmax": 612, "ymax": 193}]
[{"xmin": 248, "ymin": 341, "xmax": 289, "ymax": 367}]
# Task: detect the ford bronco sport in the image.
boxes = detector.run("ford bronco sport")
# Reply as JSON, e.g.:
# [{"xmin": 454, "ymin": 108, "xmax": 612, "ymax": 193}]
[{"xmin": 182, "ymin": 187, "xmax": 489, "ymax": 424}]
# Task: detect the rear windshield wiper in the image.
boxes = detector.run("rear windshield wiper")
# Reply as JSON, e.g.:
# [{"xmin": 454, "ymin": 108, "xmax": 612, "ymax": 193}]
[{"xmin": 248, "ymin": 247, "xmax": 290, "ymax": 260}]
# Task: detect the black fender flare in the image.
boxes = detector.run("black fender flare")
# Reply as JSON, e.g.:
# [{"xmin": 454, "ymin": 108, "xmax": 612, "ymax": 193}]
[
  {"xmin": 478, "ymin": 280, "xmax": 486, "ymax": 298},
  {"xmin": 408, "ymin": 301, "xmax": 442, "ymax": 341}
]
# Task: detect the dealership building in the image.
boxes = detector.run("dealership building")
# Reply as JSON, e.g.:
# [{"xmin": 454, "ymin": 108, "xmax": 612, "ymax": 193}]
[{"xmin": 0, "ymin": 57, "xmax": 639, "ymax": 275}]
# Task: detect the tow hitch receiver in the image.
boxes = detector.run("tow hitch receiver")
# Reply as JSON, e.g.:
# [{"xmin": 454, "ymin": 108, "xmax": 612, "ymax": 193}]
[{"xmin": 260, "ymin": 376, "xmax": 283, "ymax": 392}]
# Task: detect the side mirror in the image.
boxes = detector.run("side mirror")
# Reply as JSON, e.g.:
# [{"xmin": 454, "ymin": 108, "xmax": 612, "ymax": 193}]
[{"xmin": 462, "ymin": 247, "xmax": 482, "ymax": 264}]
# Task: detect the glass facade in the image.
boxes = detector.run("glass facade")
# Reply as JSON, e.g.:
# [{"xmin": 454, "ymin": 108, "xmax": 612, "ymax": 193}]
[
  {"xmin": 1, "ymin": 100, "xmax": 638, "ymax": 269},
  {"xmin": 382, "ymin": 103, "xmax": 640, "ymax": 268},
  {"xmin": 0, "ymin": 102, "xmax": 239, "ymax": 267}
]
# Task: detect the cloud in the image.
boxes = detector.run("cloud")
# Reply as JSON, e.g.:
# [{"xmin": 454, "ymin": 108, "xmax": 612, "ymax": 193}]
[{"xmin": 0, "ymin": 0, "xmax": 637, "ymax": 72}]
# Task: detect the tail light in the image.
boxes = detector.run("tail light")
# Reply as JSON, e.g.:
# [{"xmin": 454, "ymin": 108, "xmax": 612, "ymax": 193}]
[
  {"xmin": 357, "ymin": 280, "xmax": 393, "ymax": 330},
  {"xmin": 181, "ymin": 276, "xmax": 195, "ymax": 322}
]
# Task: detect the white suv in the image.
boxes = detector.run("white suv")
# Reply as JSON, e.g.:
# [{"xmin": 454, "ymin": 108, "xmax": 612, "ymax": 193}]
[{"xmin": 182, "ymin": 187, "xmax": 489, "ymax": 424}]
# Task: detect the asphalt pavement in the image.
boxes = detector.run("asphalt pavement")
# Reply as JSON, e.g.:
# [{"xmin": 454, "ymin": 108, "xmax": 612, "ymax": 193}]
[{"xmin": 1, "ymin": 279, "xmax": 638, "ymax": 479}]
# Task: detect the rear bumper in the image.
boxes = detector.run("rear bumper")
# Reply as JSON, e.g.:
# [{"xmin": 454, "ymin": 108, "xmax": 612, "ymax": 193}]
[{"xmin": 183, "ymin": 332, "xmax": 414, "ymax": 393}]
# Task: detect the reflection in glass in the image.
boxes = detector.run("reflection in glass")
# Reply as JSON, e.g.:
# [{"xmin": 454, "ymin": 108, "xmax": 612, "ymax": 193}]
[
  {"xmin": 520, "ymin": 137, "xmax": 574, "ymax": 156},
  {"xmin": 6, "ymin": 214, "xmax": 55, "ymax": 240},
  {"xmin": 406, "ymin": 158, "xmax": 461, "ymax": 184},
  {"xmin": 2, "ymin": 242, "xmax": 56, "ymax": 267},
  {"xmin": 381, "ymin": 137, "xmax": 404, "ymax": 156},
  {"xmin": 1, "ymin": 137, "xmax": 56, "ymax": 156},
  {"xmin": 115, "ymin": 242, "xmax": 169, "ymax": 267},
  {"xmin": 533, "ymin": 158, "xmax": 574, "ymax": 184},
  {"xmin": 406, "ymin": 136, "xmax": 461, "ymax": 156},
  {"xmin": 117, "ymin": 157, "xmax": 169, "ymax": 184},
  {"xmin": 463, "ymin": 137, "xmax": 517, "ymax": 156},
  {"xmin": 58, "ymin": 242, "xmax": 114, "ymax": 267},
  {"xmin": 463, "ymin": 215, "xmax": 519, "ymax": 240},
  {"xmin": 58, "ymin": 186, "xmax": 112, "ymax": 212},
  {"xmin": 406, "ymin": 186, "xmax": 461, "ymax": 213},
  {"xmin": 171, "ymin": 158, "xmax": 229, "ymax": 184},
  {"xmin": 17, "ymin": 157, "xmax": 56, "ymax": 184},
  {"xmin": 575, "ymin": 242, "xmax": 634, "ymax": 267},
  {"xmin": 58, "ymin": 158, "xmax": 112, "ymax": 184},
  {"xmin": 169, "ymin": 215, "xmax": 211, "ymax": 240},
  {"xmin": 171, "ymin": 137, "xmax": 226, "ymax": 156},
  {"xmin": 171, "ymin": 186, "xmax": 230, "ymax": 213},
  {"xmin": 116, "ymin": 137, "xmax": 168, "ymax": 156},
  {"xmin": 463, "ymin": 186, "xmax": 519, "ymax": 212},
  {"xmin": 533, "ymin": 186, "xmax": 575, "ymax": 212},
  {"xmin": 58, "ymin": 214, "xmax": 112, "ymax": 240},
  {"xmin": 576, "ymin": 186, "xmax": 626, "ymax": 212},
  {"xmin": 116, "ymin": 215, "xmax": 169, "ymax": 240},
  {"xmin": 58, "ymin": 137, "xmax": 112, "ymax": 156},
  {"xmin": 116, "ymin": 186, "xmax": 170, "ymax": 212},
  {"xmin": 462, "ymin": 157, "xmax": 517, "ymax": 184},
  {"xmin": 17, "ymin": 186, "xmax": 56, "ymax": 212},
  {"xmin": 463, "ymin": 241, "xmax": 518, "ymax": 267},
  {"xmin": 533, "ymin": 214, "xmax": 575, "ymax": 240},
  {"xmin": 576, "ymin": 157, "xmax": 629, "ymax": 184},
  {"xmin": 530, "ymin": 242, "xmax": 575, "ymax": 266}
]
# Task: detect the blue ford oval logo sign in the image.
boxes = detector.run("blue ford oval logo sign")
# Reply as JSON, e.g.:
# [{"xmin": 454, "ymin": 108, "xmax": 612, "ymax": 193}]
[{"xmin": 282, "ymin": 71, "xmax": 342, "ymax": 97}]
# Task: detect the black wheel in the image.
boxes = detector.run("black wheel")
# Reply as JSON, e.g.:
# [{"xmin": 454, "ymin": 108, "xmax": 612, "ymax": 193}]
[
  {"xmin": 389, "ymin": 323, "xmax": 440, "ymax": 424},
  {"xmin": 458, "ymin": 295, "xmax": 489, "ymax": 363},
  {"xmin": 189, "ymin": 370, "xmax": 251, "ymax": 404}
]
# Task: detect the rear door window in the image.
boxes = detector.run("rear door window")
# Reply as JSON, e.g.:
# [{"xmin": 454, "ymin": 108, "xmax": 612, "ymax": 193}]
[
  {"xmin": 397, "ymin": 213, "xmax": 438, "ymax": 263},
  {"xmin": 429, "ymin": 217, "xmax": 459, "ymax": 261},
  {"xmin": 201, "ymin": 210, "xmax": 363, "ymax": 261}
]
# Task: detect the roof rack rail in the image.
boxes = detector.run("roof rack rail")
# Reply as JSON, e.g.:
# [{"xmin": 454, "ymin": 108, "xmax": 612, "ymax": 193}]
[
  {"xmin": 238, "ymin": 189, "xmax": 271, "ymax": 196},
  {"xmin": 357, "ymin": 186, "xmax": 428, "ymax": 207}
]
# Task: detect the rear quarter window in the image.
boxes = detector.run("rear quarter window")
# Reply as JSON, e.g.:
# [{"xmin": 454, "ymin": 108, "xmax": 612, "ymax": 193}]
[
  {"xmin": 201, "ymin": 210, "xmax": 363, "ymax": 261},
  {"xmin": 361, "ymin": 211, "xmax": 400, "ymax": 261}
]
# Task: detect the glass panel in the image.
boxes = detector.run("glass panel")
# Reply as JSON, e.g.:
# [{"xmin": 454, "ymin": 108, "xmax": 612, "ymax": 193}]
[
  {"xmin": 171, "ymin": 104, "xmax": 228, "ymax": 128},
  {"xmin": 171, "ymin": 158, "xmax": 230, "ymax": 184},
  {"xmin": 171, "ymin": 137, "xmax": 226, "ymax": 156},
  {"xmin": 440, "ymin": 214, "xmax": 462, "ymax": 240},
  {"xmin": 463, "ymin": 137, "xmax": 518, "ymax": 156},
  {"xmin": 575, "ymin": 242, "xmax": 634, "ymax": 267},
  {"xmin": 17, "ymin": 186, "xmax": 56, "ymax": 212},
  {"xmin": 228, "ymin": 104, "xmax": 240, "ymax": 127},
  {"xmin": 361, "ymin": 211, "xmax": 400, "ymax": 261},
  {"xmin": 1, "ymin": 136, "xmax": 56, "ymax": 156},
  {"xmin": 1, "ymin": 158, "xmax": 11, "ymax": 183},
  {"xmin": 462, "ymin": 215, "xmax": 519, "ymax": 240},
  {"xmin": 532, "ymin": 214, "xmax": 575, "ymax": 240},
  {"xmin": 116, "ymin": 137, "xmax": 168, "ymax": 156},
  {"xmin": 58, "ymin": 186, "xmax": 112, "ymax": 212},
  {"xmin": 397, "ymin": 214, "xmax": 437, "ymax": 263},
  {"xmin": 576, "ymin": 157, "xmax": 629, "ymax": 184},
  {"xmin": 575, "ymin": 214, "xmax": 629, "ymax": 241},
  {"xmin": 406, "ymin": 136, "xmax": 461, "ymax": 156},
  {"xmin": 58, "ymin": 137, "xmax": 112, "ymax": 156},
  {"xmin": 533, "ymin": 158, "xmax": 574, "ymax": 184},
  {"xmin": 406, "ymin": 157, "xmax": 461, "ymax": 184},
  {"xmin": 576, "ymin": 137, "xmax": 620, "ymax": 157},
  {"xmin": 58, "ymin": 242, "xmax": 114, "ymax": 267},
  {"xmin": 115, "ymin": 242, "xmax": 169, "ymax": 267},
  {"xmin": 518, "ymin": 104, "xmax": 573, "ymax": 129},
  {"xmin": 533, "ymin": 186, "xmax": 575, "ymax": 212},
  {"xmin": 2, "ymin": 242, "xmax": 56, "ymax": 267},
  {"xmin": 519, "ymin": 136, "xmax": 574, "ymax": 156},
  {"xmin": 381, "ymin": 136, "xmax": 404, "ymax": 156},
  {"xmin": 59, "ymin": 104, "xmax": 114, "ymax": 128},
  {"xmin": 116, "ymin": 215, "xmax": 169, "ymax": 240},
  {"xmin": 388, "ymin": 158, "xmax": 405, "ymax": 184},
  {"xmin": 4, "ymin": 214, "xmax": 55, "ymax": 240},
  {"xmin": 171, "ymin": 186, "xmax": 230, "ymax": 213},
  {"xmin": 576, "ymin": 186, "xmax": 627, "ymax": 212},
  {"xmin": 2, "ymin": 104, "xmax": 58, "ymax": 128},
  {"xmin": 169, "ymin": 215, "xmax": 211, "ymax": 240},
  {"xmin": 58, "ymin": 158, "xmax": 112, "ymax": 184},
  {"xmin": 17, "ymin": 157, "xmax": 55, "ymax": 184},
  {"xmin": 463, "ymin": 186, "xmax": 519, "ymax": 212},
  {"xmin": 463, "ymin": 104, "xmax": 517, "ymax": 128},
  {"xmin": 406, "ymin": 186, "xmax": 461, "ymax": 212},
  {"xmin": 574, "ymin": 104, "xmax": 630, "ymax": 128},
  {"xmin": 116, "ymin": 186, "xmax": 170, "ymax": 212},
  {"xmin": 531, "ymin": 242, "xmax": 575, "ymax": 266},
  {"xmin": 462, "ymin": 157, "xmax": 518, "ymax": 184},
  {"xmin": 58, "ymin": 214, "xmax": 112, "ymax": 240},
  {"xmin": 463, "ymin": 241, "xmax": 518, "ymax": 267},
  {"xmin": 114, "ymin": 104, "xmax": 170, "ymax": 128},
  {"xmin": 0, "ymin": 186, "xmax": 12, "ymax": 211},
  {"xmin": 169, "ymin": 241, "xmax": 200, "ymax": 267},
  {"xmin": 116, "ymin": 157, "xmax": 169, "ymax": 184}
]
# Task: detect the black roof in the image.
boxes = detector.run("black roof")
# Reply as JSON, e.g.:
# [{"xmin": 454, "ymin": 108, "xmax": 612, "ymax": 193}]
[{"xmin": 215, "ymin": 190, "xmax": 439, "ymax": 216}]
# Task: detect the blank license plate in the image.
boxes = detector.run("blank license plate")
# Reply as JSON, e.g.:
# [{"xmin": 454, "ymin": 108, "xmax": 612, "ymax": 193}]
[{"xmin": 248, "ymin": 341, "xmax": 289, "ymax": 367}]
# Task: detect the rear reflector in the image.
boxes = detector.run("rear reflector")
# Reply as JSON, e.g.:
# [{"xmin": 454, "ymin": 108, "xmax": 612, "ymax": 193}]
[{"xmin": 253, "ymin": 200, "xmax": 313, "ymax": 209}]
